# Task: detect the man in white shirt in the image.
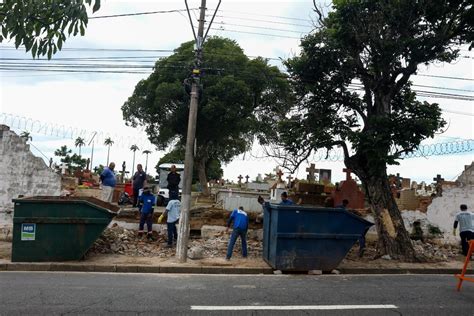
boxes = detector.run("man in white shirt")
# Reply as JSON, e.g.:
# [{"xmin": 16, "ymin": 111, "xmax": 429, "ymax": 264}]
[
  {"xmin": 161, "ymin": 191, "xmax": 181, "ymax": 248},
  {"xmin": 453, "ymin": 204, "xmax": 474, "ymax": 256}
]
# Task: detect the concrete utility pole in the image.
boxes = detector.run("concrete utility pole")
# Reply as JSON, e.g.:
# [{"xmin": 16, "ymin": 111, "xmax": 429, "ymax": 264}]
[{"xmin": 176, "ymin": 0, "xmax": 221, "ymax": 262}]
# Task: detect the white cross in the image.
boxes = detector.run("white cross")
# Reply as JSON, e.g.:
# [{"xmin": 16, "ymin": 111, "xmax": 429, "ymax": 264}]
[{"xmin": 59, "ymin": 163, "xmax": 68, "ymax": 175}]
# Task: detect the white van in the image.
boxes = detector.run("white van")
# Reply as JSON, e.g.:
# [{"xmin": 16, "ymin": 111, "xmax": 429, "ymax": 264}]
[{"xmin": 156, "ymin": 163, "xmax": 184, "ymax": 206}]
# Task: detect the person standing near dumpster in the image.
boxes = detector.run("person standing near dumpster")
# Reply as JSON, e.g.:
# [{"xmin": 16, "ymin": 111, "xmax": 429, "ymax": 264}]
[
  {"xmin": 138, "ymin": 187, "xmax": 156, "ymax": 240},
  {"xmin": 453, "ymin": 204, "xmax": 474, "ymax": 256},
  {"xmin": 166, "ymin": 165, "xmax": 181, "ymax": 197},
  {"xmin": 280, "ymin": 192, "xmax": 294, "ymax": 205},
  {"xmin": 100, "ymin": 162, "xmax": 116, "ymax": 202},
  {"xmin": 132, "ymin": 164, "xmax": 147, "ymax": 207},
  {"xmin": 226, "ymin": 206, "xmax": 249, "ymax": 260},
  {"xmin": 158, "ymin": 191, "xmax": 181, "ymax": 248}
]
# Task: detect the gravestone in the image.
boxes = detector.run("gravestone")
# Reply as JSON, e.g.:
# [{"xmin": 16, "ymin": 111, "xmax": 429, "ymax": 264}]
[
  {"xmin": 319, "ymin": 169, "xmax": 332, "ymax": 184},
  {"xmin": 402, "ymin": 178, "xmax": 411, "ymax": 189},
  {"xmin": 237, "ymin": 175, "xmax": 243, "ymax": 186},
  {"xmin": 256, "ymin": 173, "xmax": 263, "ymax": 183},
  {"xmin": 286, "ymin": 174, "xmax": 293, "ymax": 188},
  {"xmin": 245, "ymin": 175, "xmax": 250, "ymax": 184},
  {"xmin": 332, "ymin": 168, "xmax": 365, "ymax": 209},
  {"xmin": 306, "ymin": 163, "xmax": 317, "ymax": 182}
]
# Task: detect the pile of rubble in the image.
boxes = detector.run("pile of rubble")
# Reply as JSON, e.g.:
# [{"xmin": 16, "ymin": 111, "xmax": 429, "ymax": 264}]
[
  {"xmin": 345, "ymin": 239, "xmax": 461, "ymax": 262},
  {"xmin": 411, "ymin": 240, "xmax": 460, "ymax": 262},
  {"xmin": 87, "ymin": 224, "xmax": 263, "ymax": 259}
]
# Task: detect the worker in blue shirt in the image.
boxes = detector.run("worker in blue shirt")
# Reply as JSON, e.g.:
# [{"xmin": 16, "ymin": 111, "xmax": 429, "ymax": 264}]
[
  {"xmin": 226, "ymin": 206, "xmax": 249, "ymax": 260},
  {"xmin": 138, "ymin": 187, "xmax": 156, "ymax": 240},
  {"xmin": 280, "ymin": 191, "xmax": 294, "ymax": 205}
]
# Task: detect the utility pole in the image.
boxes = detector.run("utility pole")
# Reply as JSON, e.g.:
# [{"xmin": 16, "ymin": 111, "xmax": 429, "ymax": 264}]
[{"xmin": 176, "ymin": 0, "xmax": 221, "ymax": 262}]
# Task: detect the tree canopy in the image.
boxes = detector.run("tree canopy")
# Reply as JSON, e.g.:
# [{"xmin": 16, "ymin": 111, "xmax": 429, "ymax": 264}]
[
  {"xmin": 122, "ymin": 36, "xmax": 290, "ymax": 194},
  {"xmin": 0, "ymin": 0, "xmax": 100, "ymax": 59},
  {"xmin": 270, "ymin": 0, "xmax": 472, "ymax": 260}
]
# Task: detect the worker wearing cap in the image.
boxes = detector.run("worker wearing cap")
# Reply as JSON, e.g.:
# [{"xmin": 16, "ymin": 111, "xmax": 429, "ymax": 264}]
[{"xmin": 138, "ymin": 187, "xmax": 156, "ymax": 240}]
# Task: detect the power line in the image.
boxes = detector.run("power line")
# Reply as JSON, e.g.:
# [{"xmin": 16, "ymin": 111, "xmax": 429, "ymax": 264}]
[
  {"xmin": 89, "ymin": 8, "xmax": 197, "ymax": 19},
  {"xmin": 218, "ymin": 9, "xmax": 313, "ymax": 23},
  {"xmin": 209, "ymin": 27, "xmax": 301, "ymax": 39},
  {"xmin": 212, "ymin": 21, "xmax": 309, "ymax": 34},
  {"xmin": 417, "ymin": 74, "xmax": 474, "ymax": 81},
  {"xmin": 209, "ymin": 14, "xmax": 312, "ymax": 28}
]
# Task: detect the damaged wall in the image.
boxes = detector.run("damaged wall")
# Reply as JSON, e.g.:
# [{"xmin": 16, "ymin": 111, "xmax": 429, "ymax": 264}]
[{"xmin": 0, "ymin": 125, "xmax": 61, "ymax": 213}]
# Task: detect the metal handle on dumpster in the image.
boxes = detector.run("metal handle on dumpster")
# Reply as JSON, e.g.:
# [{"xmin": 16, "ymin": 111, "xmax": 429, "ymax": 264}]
[
  {"xmin": 277, "ymin": 233, "xmax": 362, "ymax": 239},
  {"xmin": 13, "ymin": 217, "xmax": 111, "ymax": 225}
]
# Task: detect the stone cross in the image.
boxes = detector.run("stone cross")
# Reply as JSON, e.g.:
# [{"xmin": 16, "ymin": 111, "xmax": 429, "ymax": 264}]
[
  {"xmin": 120, "ymin": 161, "xmax": 127, "ymax": 183},
  {"xmin": 59, "ymin": 163, "xmax": 68, "ymax": 175},
  {"xmin": 433, "ymin": 174, "xmax": 445, "ymax": 184},
  {"xmin": 245, "ymin": 175, "xmax": 249, "ymax": 183},
  {"xmin": 276, "ymin": 168, "xmax": 284, "ymax": 182},
  {"xmin": 286, "ymin": 174, "xmax": 293, "ymax": 188},
  {"xmin": 306, "ymin": 163, "xmax": 318, "ymax": 182},
  {"xmin": 237, "ymin": 175, "xmax": 243, "ymax": 185},
  {"xmin": 343, "ymin": 168, "xmax": 352, "ymax": 181}
]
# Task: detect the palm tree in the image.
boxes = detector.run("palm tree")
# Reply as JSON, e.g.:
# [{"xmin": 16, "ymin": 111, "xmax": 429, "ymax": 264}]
[
  {"xmin": 130, "ymin": 144, "xmax": 139, "ymax": 175},
  {"xmin": 74, "ymin": 137, "xmax": 85, "ymax": 156},
  {"xmin": 20, "ymin": 131, "xmax": 32, "ymax": 142},
  {"xmin": 142, "ymin": 150, "xmax": 152, "ymax": 173},
  {"xmin": 104, "ymin": 137, "xmax": 114, "ymax": 165}
]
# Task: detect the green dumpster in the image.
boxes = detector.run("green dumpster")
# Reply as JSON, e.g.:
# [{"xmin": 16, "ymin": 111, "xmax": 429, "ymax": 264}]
[{"xmin": 11, "ymin": 196, "xmax": 119, "ymax": 262}]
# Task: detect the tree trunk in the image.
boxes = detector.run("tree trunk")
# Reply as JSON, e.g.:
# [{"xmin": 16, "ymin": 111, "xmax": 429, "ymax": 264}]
[
  {"xmin": 196, "ymin": 157, "xmax": 210, "ymax": 196},
  {"xmin": 347, "ymin": 158, "xmax": 418, "ymax": 261}
]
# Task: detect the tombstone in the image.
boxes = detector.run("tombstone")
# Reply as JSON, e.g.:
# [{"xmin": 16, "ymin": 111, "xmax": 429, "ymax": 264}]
[
  {"xmin": 318, "ymin": 169, "xmax": 332, "ymax": 184},
  {"xmin": 411, "ymin": 181, "xmax": 418, "ymax": 190},
  {"xmin": 306, "ymin": 163, "xmax": 318, "ymax": 182},
  {"xmin": 245, "ymin": 175, "xmax": 250, "ymax": 184},
  {"xmin": 120, "ymin": 161, "xmax": 127, "ymax": 183},
  {"xmin": 237, "ymin": 175, "xmax": 243, "ymax": 186},
  {"xmin": 286, "ymin": 174, "xmax": 293, "ymax": 188},
  {"xmin": 49, "ymin": 158, "xmax": 53, "ymax": 168},
  {"xmin": 219, "ymin": 178, "xmax": 225, "ymax": 186},
  {"xmin": 276, "ymin": 168, "xmax": 284, "ymax": 183},
  {"xmin": 86, "ymin": 158, "xmax": 90, "ymax": 171},
  {"xmin": 401, "ymin": 178, "xmax": 411, "ymax": 189},
  {"xmin": 433, "ymin": 174, "xmax": 444, "ymax": 197},
  {"xmin": 332, "ymin": 168, "xmax": 365, "ymax": 209},
  {"xmin": 59, "ymin": 163, "xmax": 68, "ymax": 175}
]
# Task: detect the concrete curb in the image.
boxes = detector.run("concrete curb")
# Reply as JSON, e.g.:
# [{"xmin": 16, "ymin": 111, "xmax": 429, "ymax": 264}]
[
  {"xmin": 0, "ymin": 263, "xmax": 471, "ymax": 275},
  {"xmin": 1, "ymin": 263, "xmax": 273, "ymax": 274}
]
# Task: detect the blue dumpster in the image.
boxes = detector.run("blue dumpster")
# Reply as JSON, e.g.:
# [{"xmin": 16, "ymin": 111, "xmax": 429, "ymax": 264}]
[{"xmin": 263, "ymin": 203, "xmax": 373, "ymax": 271}]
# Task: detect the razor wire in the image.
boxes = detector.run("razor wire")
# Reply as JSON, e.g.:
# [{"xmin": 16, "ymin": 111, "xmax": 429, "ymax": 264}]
[{"xmin": 0, "ymin": 112, "xmax": 153, "ymax": 149}]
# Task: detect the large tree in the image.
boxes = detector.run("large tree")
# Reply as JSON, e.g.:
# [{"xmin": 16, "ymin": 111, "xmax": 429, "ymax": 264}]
[
  {"xmin": 0, "ymin": 0, "xmax": 101, "ymax": 59},
  {"xmin": 270, "ymin": 0, "xmax": 472, "ymax": 260},
  {"xmin": 122, "ymin": 37, "xmax": 290, "ymax": 195}
]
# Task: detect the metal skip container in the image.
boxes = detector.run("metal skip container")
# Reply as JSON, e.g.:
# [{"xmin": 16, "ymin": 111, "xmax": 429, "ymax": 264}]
[
  {"xmin": 11, "ymin": 196, "xmax": 119, "ymax": 262},
  {"xmin": 263, "ymin": 203, "xmax": 373, "ymax": 271}
]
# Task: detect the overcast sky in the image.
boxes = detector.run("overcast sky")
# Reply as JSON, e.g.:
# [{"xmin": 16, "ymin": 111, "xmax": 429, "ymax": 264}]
[{"xmin": 0, "ymin": 0, "xmax": 472, "ymax": 184}]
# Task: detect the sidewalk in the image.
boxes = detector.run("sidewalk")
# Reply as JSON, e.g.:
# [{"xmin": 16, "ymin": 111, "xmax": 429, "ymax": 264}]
[{"xmin": 0, "ymin": 241, "xmax": 471, "ymax": 275}]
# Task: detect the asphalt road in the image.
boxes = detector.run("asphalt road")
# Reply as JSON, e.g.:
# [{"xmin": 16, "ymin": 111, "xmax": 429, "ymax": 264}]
[{"xmin": 0, "ymin": 272, "xmax": 473, "ymax": 315}]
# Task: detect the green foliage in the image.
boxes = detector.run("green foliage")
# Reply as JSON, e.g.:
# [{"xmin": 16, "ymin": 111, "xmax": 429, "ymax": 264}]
[
  {"xmin": 54, "ymin": 145, "xmax": 86, "ymax": 173},
  {"xmin": 428, "ymin": 224, "xmax": 443, "ymax": 236},
  {"xmin": 270, "ymin": 0, "xmax": 472, "ymax": 178},
  {"xmin": 0, "ymin": 0, "xmax": 100, "ymax": 59},
  {"xmin": 122, "ymin": 36, "xmax": 290, "ymax": 183},
  {"xmin": 19, "ymin": 131, "xmax": 32, "ymax": 142},
  {"xmin": 93, "ymin": 164, "xmax": 104, "ymax": 175}
]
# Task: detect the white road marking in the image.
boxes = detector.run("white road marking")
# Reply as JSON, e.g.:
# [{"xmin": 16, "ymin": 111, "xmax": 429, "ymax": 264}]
[{"xmin": 191, "ymin": 304, "xmax": 398, "ymax": 310}]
